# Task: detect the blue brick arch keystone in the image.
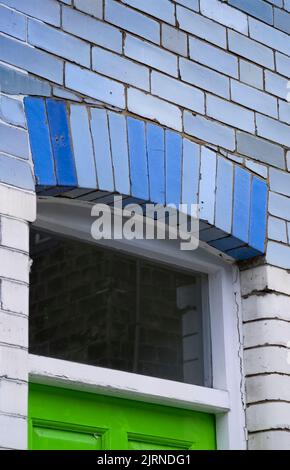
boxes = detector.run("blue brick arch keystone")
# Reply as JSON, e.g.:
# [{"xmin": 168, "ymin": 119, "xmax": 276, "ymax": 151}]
[{"xmin": 24, "ymin": 97, "xmax": 268, "ymax": 261}]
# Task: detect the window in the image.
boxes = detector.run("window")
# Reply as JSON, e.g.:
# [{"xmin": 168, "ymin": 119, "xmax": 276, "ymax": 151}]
[
  {"xmin": 30, "ymin": 230, "xmax": 211, "ymax": 387},
  {"xmin": 29, "ymin": 197, "xmax": 246, "ymax": 450}
]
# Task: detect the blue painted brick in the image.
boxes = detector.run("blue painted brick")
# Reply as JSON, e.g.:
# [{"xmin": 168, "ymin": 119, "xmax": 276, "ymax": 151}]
[
  {"xmin": 127, "ymin": 117, "xmax": 149, "ymax": 201},
  {"xmin": 147, "ymin": 123, "xmax": 165, "ymax": 205},
  {"xmin": 24, "ymin": 97, "xmax": 56, "ymax": 187},
  {"xmin": 209, "ymin": 236, "xmax": 245, "ymax": 252},
  {"xmin": 165, "ymin": 130, "xmax": 182, "ymax": 207},
  {"xmin": 199, "ymin": 227, "xmax": 228, "ymax": 243},
  {"xmin": 233, "ymin": 167, "xmax": 251, "ymax": 244},
  {"xmin": 249, "ymin": 176, "xmax": 268, "ymax": 253},
  {"xmin": 46, "ymin": 99, "xmax": 77, "ymax": 187},
  {"xmin": 227, "ymin": 246, "xmax": 262, "ymax": 260}
]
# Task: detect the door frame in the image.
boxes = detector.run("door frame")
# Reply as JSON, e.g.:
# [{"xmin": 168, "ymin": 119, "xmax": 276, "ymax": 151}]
[{"xmin": 29, "ymin": 197, "xmax": 246, "ymax": 450}]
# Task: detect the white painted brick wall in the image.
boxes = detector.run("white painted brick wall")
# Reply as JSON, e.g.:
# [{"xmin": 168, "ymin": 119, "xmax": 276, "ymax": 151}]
[
  {"xmin": 0, "ymin": 0, "xmax": 61, "ymax": 26},
  {"xmin": 228, "ymin": 30, "xmax": 275, "ymax": 69},
  {"xmin": 74, "ymin": 0, "xmax": 103, "ymax": 19},
  {"xmin": 28, "ymin": 19, "xmax": 91, "ymax": 67},
  {"xmin": 62, "ymin": 6, "xmax": 122, "ymax": 53},
  {"xmin": 128, "ymin": 88, "xmax": 182, "ymax": 131},
  {"xmin": 189, "ymin": 37, "xmax": 239, "ymax": 78},
  {"xmin": 176, "ymin": 5, "xmax": 227, "ymax": 48},
  {"xmin": 105, "ymin": 0, "xmax": 160, "ymax": 44},
  {"xmin": 92, "ymin": 47, "xmax": 150, "ymax": 90},
  {"xmin": 180, "ymin": 58, "xmax": 230, "ymax": 99},
  {"xmin": 231, "ymin": 80, "xmax": 278, "ymax": 118},
  {"xmin": 206, "ymin": 95, "xmax": 255, "ymax": 133},
  {"xmin": 121, "ymin": 0, "xmax": 175, "ymax": 25},
  {"xmin": 200, "ymin": 0, "xmax": 248, "ymax": 34},
  {"xmin": 151, "ymin": 71, "xmax": 205, "ymax": 114},
  {"xmin": 65, "ymin": 63, "xmax": 125, "ymax": 108},
  {"xmin": 125, "ymin": 35, "xmax": 178, "ymax": 77}
]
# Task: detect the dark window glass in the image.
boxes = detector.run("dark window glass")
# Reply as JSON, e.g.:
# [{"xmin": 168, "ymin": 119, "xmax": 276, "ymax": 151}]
[{"xmin": 29, "ymin": 230, "xmax": 211, "ymax": 386}]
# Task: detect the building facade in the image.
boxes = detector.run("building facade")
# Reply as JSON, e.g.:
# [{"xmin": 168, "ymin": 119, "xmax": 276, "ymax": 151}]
[{"xmin": 0, "ymin": 0, "xmax": 290, "ymax": 450}]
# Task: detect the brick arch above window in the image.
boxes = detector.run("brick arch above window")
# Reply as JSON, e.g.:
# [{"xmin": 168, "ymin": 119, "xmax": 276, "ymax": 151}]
[{"xmin": 24, "ymin": 97, "xmax": 268, "ymax": 261}]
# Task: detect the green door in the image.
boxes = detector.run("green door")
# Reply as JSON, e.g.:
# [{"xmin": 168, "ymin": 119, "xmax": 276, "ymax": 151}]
[{"xmin": 28, "ymin": 384, "xmax": 216, "ymax": 450}]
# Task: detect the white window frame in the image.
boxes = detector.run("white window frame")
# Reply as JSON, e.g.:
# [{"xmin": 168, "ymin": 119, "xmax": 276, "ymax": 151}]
[{"xmin": 29, "ymin": 197, "xmax": 246, "ymax": 450}]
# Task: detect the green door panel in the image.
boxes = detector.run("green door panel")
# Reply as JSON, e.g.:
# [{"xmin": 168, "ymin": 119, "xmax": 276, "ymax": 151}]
[{"xmin": 29, "ymin": 384, "xmax": 216, "ymax": 450}]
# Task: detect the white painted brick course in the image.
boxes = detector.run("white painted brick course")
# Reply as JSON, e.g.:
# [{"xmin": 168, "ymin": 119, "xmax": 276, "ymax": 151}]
[
  {"xmin": 174, "ymin": 0, "xmax": 199, "ymax": 12},
  {"xmin": 161, "ymin": 24, "xmax": 187, "ymax": 57},
  {"xmin": 247, "ymin": 375, "xmax": 290, "ymax": 404},
  {"xmin": 127, "ymin": 88, "xmax": 182, "ymax": 131},
  {"xmin": 265, "ymin": 71, "xmax": 288, "ymax": 100},
  {"xmin": 269, "ymin": 192, "xmax": 290, "ymax": 222},
  {"xmin": 65, "ymin": 63, "xmax": 125, "ymax": 108},
  {"xmin": 0, "ymin": 345, "xmax": 28, "ymax": 381},
  {"xmin": 28, "ymin": 19, "xmax": 90, "ymax": 67},
  {"xmin": 122, "ymin": 0, "xmax": 175, "ymax": 25},
  {"xmin": 257, "ymin": 114, "xmax": 290, "ymax": 147},
  {"xmin": 244, "ymin": 346, "xmax": 290, "ymax": 375},
  {"xmin": 231, "ymin": 80, "xmax": 278, "ymax": 118},
  {"xmin": 276, "ymin": 52, "xmax": 290, "ymax": 78},
  {"xmin": 247, "ymin": 402, "xmax": 290, "ymax": 432},
  {"xmin": 62, "ymin": 6, "xmax": 122, "ymax": 53},
  {"xmin": 249, "ymin": 17, "xmax": 290, "ymax": 57},
  {"xmin": 125, "ymin": 35, "xmax": 178, "ymax": 77},
  {"xmin": 176, "ymin": 5, "xmax": 227, "ymax": 48},
  {"xmin": 0, "ymin": 248, "xmax": 30, "ymax": 283},
  {"xmin": 279, "ymin": 100, "xmax": 290, "ymax": 125},
  {"xmin": 268, "ymin": 215, "xmax": 288, "ymax": 242},
  {"xmin": 270, "ymin": 168, "xmax": 290, "ymax": 197},
  {"xmin": 74, "ymin": 0, "xmax": 103, "ymax": 19},
  {"xmin": 0, "ymin": 0, "xmax": 60, "ymax": 26},
  {"xmin": 0, "ymin": 415, "xmax": 27, "ymax": 449},
  {"xmin": 183, "ymin": 112, "xmax": 236, "ymax": 150},
  {"xmin": 0, "ymin": 122, "xmax": 29, "ymax": 160},
  {"xmin": 1, "ymin": 280, "xmax": 29, "ymax": 316},
  {"xmin": 0, "ymin": 185, "xmax": 36, "ymax": 222},
  {"xmin": 267, "ymin": 241, "xmax": 290, "ymax": 269},
  {"xmin": 180, "ymin": 58, "xmax": 230, "ymax": 99},
  {"xmin": 189, "ymin": 37, "xmax": 238, "ymax": 78},
  {"xmin": 0, "ymin": 34, "xmax": 64, "ymax": 84},
  {"xmin": 0, "ymin": 5, "xmax": 26, "ymax": 41},
  {"xmin": 0, "ymin": 96, "xmax": 26, "ymax": 128},
  {"xmin": 0, "ymin": 312, "xmax": 27, "ymax": 348},
  {"xmin": 0, "ymin": 380, "xmax": 27, "ymax": 416},
  {"xmin": 200, "ymin": 0, "xmax": 248, "ymax": 34},
  {"xmin": 207, "ymin": 95, "xmax": 255, "ymax": 133},
  {"xmin": 228, "ymin": 30, "xmax": 275, "ymax": 69},
  {"xmin": 242, "ymin": 292, "xmax": 290, "ymax": 322},
  {"xmin": 241, "ymin": 264, "xmax": 290, "ymax": 297},
  {"xmin": 105, "ymin": 0, "xmax": 160, "ymax": 44},
  {"xmin": 239, "ymin": 60, "xmax": 264, "ymax": 90},
  {"xmin": 244, "ymin": 319, "xmax": 290, "ymax": 348},
  {"xmin": 1, "ymin": 217, "xmax": 29, "ymax": 252},
  {"xmin": 92, "ymin": 47, "xmax": 149, "ymax": 91},
  {"xmin": 249, "ymin": 431, "xmax": 290, "ymax": 450},
  {"xmin": 245, "ymin": 160, "xmax": 268, "ymax": 178},
  {"xmin": 151, "ymin": 71, "xmax": 205, "ymax": 114}
]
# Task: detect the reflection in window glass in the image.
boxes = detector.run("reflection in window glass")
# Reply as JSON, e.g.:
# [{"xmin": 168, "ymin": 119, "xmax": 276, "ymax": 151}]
[{"xmin": 29, "ymin": 230, "xmax": 211, "ymax": 387}]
